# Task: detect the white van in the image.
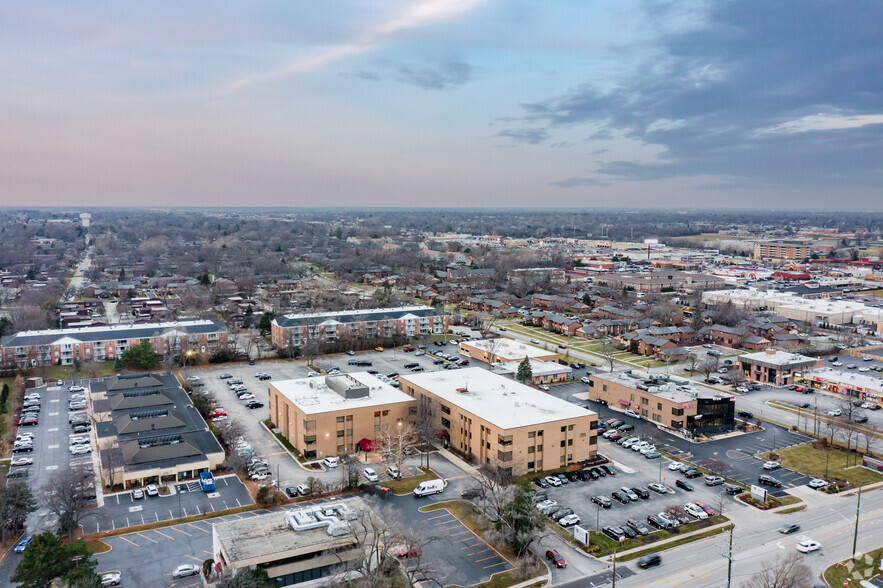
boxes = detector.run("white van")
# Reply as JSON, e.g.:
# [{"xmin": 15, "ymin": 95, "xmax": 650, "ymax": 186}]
[
  {"xmin": 413, "ymin": 479, "xmax": 445, "ymax": 497},
  {"xmin": 387, "ymin": 465, "xmax": 400, "ymax": 479}
]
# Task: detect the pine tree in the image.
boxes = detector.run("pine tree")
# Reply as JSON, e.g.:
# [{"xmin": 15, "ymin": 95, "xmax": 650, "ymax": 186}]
[{"xmin": 516, "ymin": 357, "xmax": 532, "ymax": 384}]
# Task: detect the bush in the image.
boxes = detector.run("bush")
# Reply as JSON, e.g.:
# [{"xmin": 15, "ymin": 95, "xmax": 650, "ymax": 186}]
[
  {"xmin": 0, "ymin": 383, "xmax": 9, "ymax": 405},
  {"xmin": 208, "ymin": 350, "xmax": 232, "ymax": 364},
  {"xmin": 256, "ymin": 487, "xmax": 270, "ymax": 504}
]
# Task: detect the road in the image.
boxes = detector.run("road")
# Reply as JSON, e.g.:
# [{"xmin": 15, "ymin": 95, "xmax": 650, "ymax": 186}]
[
  {"xmin": 62, "ymin": 248, "xmax": 92, "ymax": 301},
  {"xmin": 616, "ymin": 485, "xmax": 883, "ymax": 587}
]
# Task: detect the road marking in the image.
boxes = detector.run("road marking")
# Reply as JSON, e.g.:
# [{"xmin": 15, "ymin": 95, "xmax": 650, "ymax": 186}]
[
  {"xmin": 187, "ymin": 523, "xmax": 209, "ymax": 533},
  {"xmin": 444, "ymin": 474, "xmax": 469, "ymax": 481},
  {"xmin": 46, "ymin": 465, "xmax": 58, "ymax": 471},
  {"xmin": 48, "ymin": 444, "xmax": 59, "ymax": 449},
  {"xmin": 137, "ymin": 532, "xmax": 158, "ymax": 544},
  {"xmin": 129, "ymin": 506, "xmax": 142, "ymax": 513},
  {"xmin": 206, "ymin": 492, "xmax": 220, "ymax": 499},
  {"xmin": 117, "ymin": 536, "xmax": 140, "ymax": 547},
  {"xmin": 427, "ymin": 513, "xmax": 450, "ymax": 521},
  {"xmin": 450, "ymin": 530, "xmax": 470, "ymax": 537},
  {"xmin": 467, "ymin": 548, "xmax": 491, "ymax": 555},
  {"xmin": 153, "ymin": 529, "xmax": 175, "ymax": 540},
  {"xmin": 184, "ymin": 554, "xmax": 202, "ymax": 562},
  {"xmin": 48, "ymin": 427, "xmax": 59, "ymax": 432},
  {"xmin": 475, "ymin": 555, "xmax": 498, "ymax": 563},
  {"xmin": 483, "ymin": 561, "xmax": 508, "ymax": 569},
  {"xmin": 171, "ymin": 527, "xmax": 192, "ymax": 537},
  {"xmin": 49, "ymin": 412, "xmax": 59, "ymax": 416}
]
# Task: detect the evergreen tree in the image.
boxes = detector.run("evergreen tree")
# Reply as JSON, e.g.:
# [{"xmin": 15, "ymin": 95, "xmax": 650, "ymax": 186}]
[
  {"xmin": 120, "ymin": 340, "xmax": 156, "ymax": 369},
  {"xmin": 516, "ymin": 357, "xmax": 532, "ymax": 384},
  {"xmin": 258, "ymin": 312, "xmax": 276, "ymax": 336},
  {"xmin": 12, "ymin": 532, "xmax": 99, "ymax": 588},
  {"xmin": 113, "ymin": 357, "xmax": 122, "ymax": 371}
]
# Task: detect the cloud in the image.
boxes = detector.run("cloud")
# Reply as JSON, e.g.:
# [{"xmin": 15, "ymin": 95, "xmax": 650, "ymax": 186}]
[
  {"xmin": 550, "ymin": 177, "xmax": 610, "ymax": 188},
  {"xmin": 495, "ymin": 128, "xmax": 549, "ymax": 144},
  {"xmin": 224, "ymin": 0, "xmax": 488, "ymax": 94},
  {"xmin": 503, "ymin": 1, "xmax": 883, "ymax": 188},
  {"xmin": 351, "ymin": 59, "xmax": 473, "ymax": 90}
]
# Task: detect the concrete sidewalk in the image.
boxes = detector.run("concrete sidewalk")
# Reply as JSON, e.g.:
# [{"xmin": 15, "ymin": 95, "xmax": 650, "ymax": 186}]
[{"xmin": 596, "ymin": 520, "xmax": 732, "ymax": 562}]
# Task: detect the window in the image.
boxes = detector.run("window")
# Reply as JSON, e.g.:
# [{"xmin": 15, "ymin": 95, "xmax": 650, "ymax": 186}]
[
  {"xmin": 382, "ymin": 410, "xmax": 389, "ymax": 416},
  {"xmin": 497, "ymin": 451, "xmax": 513, "ymax": 462},
  {"xmin": 536, "ymin": 444, "xmax": 543, "ymax": 452},
  {"xmin": 536, "ymin": 460, "xmax": 543, "ymax": 469},
  {"xmin": 498, "ymin": 434, "xmax": 513, "ymax": 446},
  {"xmin": 590, "ymin": 420, "xmax": 598, "ymax": 430},
  {"xmin": 346, "ymin": 429, "xmax": 352, "ymax": 436},
  {"xmin": 672, "ymin": 407, "xmax": 684, "ymax": 416},
  {"xmin": 568, "ymin": 424, "xmax": 574, "ymax": 431},
  {"xmin": 630, "ymin": 393, "xmax": 635, "ymax": 401},
  {"xmin": 603, "ymin": 384, "xmax": 607, "ymax": 391},
  {"xmin": 337, "ymin": 430, "xmax": 344, "ymax": 437},
  {"xmin": 440, "ymin": 404, "xmax": 451, "ymax": 415},
  {"xmin": 441, "ymin": 417, "xmax": 451, "ymax": 429},
  {"xmin": 561, "ymin": 426, "xmax": 566, "ymax": 433},
  {"xmin": 528, "ymin": 446, "xmax": 535, "ymax": 454},
  {"xmin": 538, "ymin": 430, "xmax": 543, "ymax": 437},
  {"xmin": 528, "ymin": 431, "xmax": 535, "ymax": 439},
  {"xmin": 589, "ymin": 435, "xmax": 597, "ymax": 445},
  {"xmin": 303, "ymin": 420, "xmax": 316, "ymax": 430},
  {"xmin": 657, "ymin": 403, "xmax": 662, "ymax": 410},
  {"xmin": 560, "ymin": 455, "xmax": 566, "ymax": 464},
  {"xmin": 527, "ymin": 461, "xmax": 535, "ymax": 470},
  {"xmin": 336, "ymin": 416, "xmax": 345, "ymax": 423},
  {"xmin": 641, "ymin": 398, "xmax": 649, "ymax": 405},
  {"xmin": 567, "ymin": 454, "xmax": 572, "ymax": 461},
  {"xmin": 374, "ymin": 411, "xmax": 381, "ymax": 417},
  {"xmin": 303, "ymin": 435, "xmax": 316, "ymax": 444},
  {"xmin": 568, "ymin": 439, "xmax": 573, "ymax": 446},
  {"xmin": 346, "ymin": 415, "xmax": 353, "ymax": 422}
]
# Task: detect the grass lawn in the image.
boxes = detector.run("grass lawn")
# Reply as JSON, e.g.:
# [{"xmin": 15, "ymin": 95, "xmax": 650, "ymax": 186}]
[
  {"xmin": 588, "ymin": 515, "xmax": 729, "ymax": 556},
  {"xmin": 824, "ymin": 545, "xmax": 883, "ymax": 586},
  {"xmin": 775, "ymin": 504, "xmax": 807, "ymax": 514},
  {"xmin": 778, "ymin": 444, "xmax": 883, "ymax": 487},
  {"xmin": 386, "ymin": 468, "xmax": 438, "ymax": 495},
  {"xmin": 618, "ymin": 526, "xmax": 729, "ymax": 562},
  {"xmin": 84, "ymin": 539, "xmax": 112, "ymax": 554}
]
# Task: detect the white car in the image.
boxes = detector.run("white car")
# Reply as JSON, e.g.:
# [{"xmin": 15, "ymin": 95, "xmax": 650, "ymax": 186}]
[
  {"xmin": 530, "ymin": 339, "xmax": 540, "ymax": 344},
  {"xmin": 581, "ymin": 377, "xmax": 591, "ymax": 384},
  {"xmin": 250, "ymin": 471, "xmax": 271, "ymax": 481},
  {"xmin": 625, "ymin": 409, "xmax": 641, "ymax": 419},
  {"xmin": 622, "ymin": 438, "xmax": 639, "ymax": 448},
  {"xmin": 796, "ymin": 540, "xmax": 821, "ymax": 553},
  {"xmin": 186, "ymin": 375, "xmax": 200, "ymax": 381},
  {"xmin": 322, "ymin": 457, "xmax": 339, "ymax": 468},
  {"xmin": 132, "ymin": 489, "xmax": 144, "ymax": 500},
  {"xmin": 146, "ymin": 484, "xmax": 159, "ymax": 497},
  {"xmin": 538, "ymin": 385, "xmax": 550, "ymax": 391},
  {"xmin": 69, "ymin": 444, "xmax": 91, "ymax": 455},
  {"xmin": 536, "ymin": 499, "xmax": 557, "ymax": 511},
  {"xmin": 363, "ymin": 468, "xmax": 378, "ymax": 482},
  {"xmin": 211, "ymin": 415, "xmax": 228, "ymax": 422},
  {"xmin": 859, "ymin": 367, "xmax": 870, "ymax": 372},
  {"xmin": 762, "ymin": 461, "xmax": 780, "ymax": 470},
  {"xmin": 172, "ymin": 564, "xmax": 200, "ymax": 579},
  {"xmin": 11, "ymin": 457, "xmax": 33, "ymax": 467},
  {"xmin": 736, "ymin": 386, "xmax": 749, "ymax": 393},
  {"xmin": 239, "ymin": 393, "xmax": 255, "ymax": 400},
  {"xmin": 668, "ymin": 461, "xmax": 684, "ymax": 471},
  {"xmin": 685, "ymin": 503, "xmax": 708, "ymax": 519},
  {"xmin": 861, "ymin": 402, "xmax": 875, "ymax": 409},
  {"xmin": 831, "ymin": 361, "xmax": 843, "ymax": 366},
  {"xmin": 70, "ymin": 436, "xmax": 90, "ymax": 445},
  {"xmin": 632, "ymin": 442, "xmax": 650, "ymax": 452},
  {"xmin": 639, "ymin": 445, "xmax": 656, "ymax": 455},
  {"xmin": 558, "ymin": 514, "xmax": 580, "ymax": 527},
  {"xmin": 100, "ymin": 572, "xmax": 121, "ymax": 587},
  {"xmin": 545, "ymin": 476, "xmax": 562, "ymax": 487},
  {"xmin": 827, "ymin": 408, "xmax": 842, "ymax": 416},
  {"xmin": 808, "ymin": 478, "xmax": 829, "ymax": 489},
  {"xmin": 24, "ymin": 393, "xmax": 40, "ymax": 401}
]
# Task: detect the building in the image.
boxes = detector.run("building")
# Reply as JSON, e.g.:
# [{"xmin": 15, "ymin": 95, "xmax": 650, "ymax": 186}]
[
  {"xmin": 753, "ymin": 241, "xmax": 811, "ymax": 261},
  {"xmin": 0, "ymin": 320, "xmax": 228, "ymax": 367},
  {"xmin": 93, "ymin": 373, "xmax": 225, "ymax": 489},
  {"xmin": 594, "ymin": 271, "xmax": 725, "ymax": 293},
  {"xmin": 268, "ymin": 373, "xmax": 416, "ymax": 461},
  {"xmin": 212, "ymin": 497, "xmax": 371, "ymax": 588},
  {"xmin": 270, "ymin": 306, "xmax": 448, "ymax": 349},
  {"xmin": 589, "ymin": 370, "xmax": 735, "ymax": 436},
  {"xmin": 795, "ymin": 367, "xmax": 883, "ymax": 406},
  {"xmin": 738, "ymin": 349, "xmax": 822, "ymax": 386},
  {"xmin": 494, "ymin": 358, "xmax": 572, "ymax": 385},
  {"xmin": 399, "ymin": 368, "xmax": 597, "ymax": 476},
  {"xmin": 458, "ymin": 338, "xmax": 558, "ymax": 365}
]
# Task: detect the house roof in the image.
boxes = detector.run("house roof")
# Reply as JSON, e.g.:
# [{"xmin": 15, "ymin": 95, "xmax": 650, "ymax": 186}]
[{"xmin": 273, "ymin": 305, "xmax": 444, "ymax": 329}]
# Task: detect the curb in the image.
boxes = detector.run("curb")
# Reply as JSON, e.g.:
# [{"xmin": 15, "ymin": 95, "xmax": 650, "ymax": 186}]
[
  {"xmin": 596, "ymin": 520, "xmax": 732, "ymax": 562},
  {"xmin": 259, "ymin": 420, "xmax": 324, "ymax": 473}
]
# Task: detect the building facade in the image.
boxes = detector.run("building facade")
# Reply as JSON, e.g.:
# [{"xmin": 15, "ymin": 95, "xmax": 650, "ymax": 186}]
[
  {"xmin": 795, "ymin": 368, "xmax": 883, "ymax": 407},
  {"xmin": 589, "ymin": 371, "xmax": 735, "ymax": 435},
  {"xmin": 0, "ymin": 320, "xmax": 228, "ymax": 367},
  {"xmin": 268, "ymin": 373, "xmax": 416, "ymax": 460},
  {"xmin": 270, "ymin": 306, "xmax": 448, "ymax": 349},
  {"xmin": 457, "ymin": 339, "xmax": 558, "ymax": 365},
  {"xmin": 753, "ymin": 241, "xmax": 811, "ymax": 261},
  {"xmin": 400, "ymin": 368, "xmax": 597, "ymax": 476},
  {"xmin": 738, "ymin": 349, "xmax": 822, "ymax": 385}
]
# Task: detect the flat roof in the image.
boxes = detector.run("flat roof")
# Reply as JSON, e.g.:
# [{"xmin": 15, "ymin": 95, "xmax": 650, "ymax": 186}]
[
  {"xmin": 460, "ymin": 339, "xmax": 555, "ymax": 361},
  {"xmin": 214, "ymin": 497, "xmax": 366, "ymax": 564},
  {"xmin": 495, "ymin": 359, "xmax": 572, "ymax": 377},
  {"xmin": 270, "ymin": 372, "xmax": 414, "ymax": 415},
  {"xmin": 591, "ymin": 370, "xmax": 714, "ymax": 403},
  {"xmin": 739, "ymin": 350, "xmax": 817, "ymax": 368},
  {"xmin": 804, "ymin": 367, "xmax": 883, "ymax": 393},
  {"xmin": 400, "ymin": 368, "xmax": 595, "ymax": 430}
]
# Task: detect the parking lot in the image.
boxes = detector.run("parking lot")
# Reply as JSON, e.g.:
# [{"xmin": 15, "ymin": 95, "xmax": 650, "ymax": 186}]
[{"xmin": 539, "ymin": 438, "xmax": 737, "ymax": 539}]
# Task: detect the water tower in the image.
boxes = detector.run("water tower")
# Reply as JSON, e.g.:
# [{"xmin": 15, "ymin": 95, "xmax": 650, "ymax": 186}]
[{"xmin": 80, "ymin": 212, "xmax": 91, "ymax": 228}]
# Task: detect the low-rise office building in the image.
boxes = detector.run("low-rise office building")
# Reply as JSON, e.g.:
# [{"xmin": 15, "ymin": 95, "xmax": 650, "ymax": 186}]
[
  {"xmin": 93, "ymin": 373, "xmax": 225, "ymax": 489},
  {"xmin": 268, "ymin": 373, "xmax": 416, "ymax": 461},
  {"xmin": 458, "ymin": 338, "xmax": 558, "ymax": 365},
  {"xmin": 589, "ymin": 370, "xmax": 735, "ymax": 436},
  {"xmin": 400, "ymin": 368, "xmax": 597, "ymax": 476},
  {"xmin": 594, "ymin": 270, "xmax": 725, "ymax": 293},
  {"xmin": 0, "ymin": 320, "xmax": 228, "ymax": 367},
  {"xmin": 212, "ymin": 497, "xmax": 370, "ymax": 588},
  {"xmin": 270, "ymin": 305, "xmax": 448, "ymax": 349},
  {"xmin": 494, "ymin": 358, "xmax": 573, "ymax": 385},
  {"xmin": 738, "ymin": 349, "xmax": 822, "ymax": 386}
]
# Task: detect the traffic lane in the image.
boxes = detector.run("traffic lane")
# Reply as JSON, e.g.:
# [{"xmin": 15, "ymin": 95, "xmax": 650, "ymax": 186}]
[
  {"xmin": 739, "ymin": 387, "xmax": 883, "ymax": 429},
  {"xmin": 89, "ymin": 475, "xmax": 254, "ymax": 533}
]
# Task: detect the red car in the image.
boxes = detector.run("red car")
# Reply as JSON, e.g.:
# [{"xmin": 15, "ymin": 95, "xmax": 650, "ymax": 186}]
[
  {"xmin": 693, "ymin": 501, "xmax": 715, "ymax": 516},
  {"xmin": 794, "ymin": 387, "xmax": 804, "ymax": 392},
  {"xmin": 546, "ymin": 549, "xmax": 567, "ymax": 568},
  {"xmin": 608, "ymin": 433, "xmax": 623, "ymax": 441},
  {"xmin": 207, "ymin": 410, "xmax": 227, "ymax": 418},
  {"xmin": 397, "ymin": 546, "xmax": 421, "ymax": 559}
]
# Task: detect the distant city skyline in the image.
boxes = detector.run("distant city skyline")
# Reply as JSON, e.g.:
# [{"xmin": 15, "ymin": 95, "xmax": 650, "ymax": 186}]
[{"xmin": 1, "ymin": 1, "xmax": 881, "ymax": 209}]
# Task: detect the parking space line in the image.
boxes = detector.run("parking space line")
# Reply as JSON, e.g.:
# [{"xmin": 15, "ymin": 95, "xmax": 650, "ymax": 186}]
[
  {"xmin": 171, "ymin": 527, "xmax": 192, "ymax": 537},
  {"xmin": 184, "ymin": 554, "xmax": 203, "ymax": 562},
  {"xmin": 461, "ymin": 543, "xmax": 483, "ymax": 549},
  {"xmin": 187, "ymin": 523, "xmax": 210, "ymax": 533},
  {"xmin": 117, "ymin": 536, "xmax": 140, "ymax": 547},
  {"xmin": 483, "ymin": 561, "xmax": 509, "ymax": 569},
  {"xmin": 468, "ymin": 548, "xmax": 491, "ymax": 555},
  {"xmin": 475, "ymin": 555, "xmax": 498, "ymax": 563},
  {"xmin": 153, "ymin": 529, "xmax": 175, "ymax": 540},
  {"xmin": 450, "ymin": 530, "xmax": 470, "ymax": 537},
  {"xmin": 136, "ymin": 532, "xmax": 158, "ymax": 544},
  {"xmin": 426, "ymin": 513, "xmax": 450, "ymax": 521}
]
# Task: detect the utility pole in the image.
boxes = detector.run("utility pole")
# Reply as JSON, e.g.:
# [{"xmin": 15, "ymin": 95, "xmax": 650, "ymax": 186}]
[
  {"xmin": 611, "ymin": 545, "xmax": 617, "ymax": 588},
  {"xmin": 722, "ymin": 523, "xmax": 734, "ymax": 588},
  {"xmin": 852, "ymin": 484, "xmax": 863, "ymax": 562}
]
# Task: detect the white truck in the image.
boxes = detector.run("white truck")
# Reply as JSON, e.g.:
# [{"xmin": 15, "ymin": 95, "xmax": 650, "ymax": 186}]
[{"xmin": 413, "ymin": 478, "xmax": 445, "ymax": 497}]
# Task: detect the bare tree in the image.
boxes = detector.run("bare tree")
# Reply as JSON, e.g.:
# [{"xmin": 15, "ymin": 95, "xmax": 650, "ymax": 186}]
[
  {"xmin": 378, "ymin": 423, "xmax": 417, "ymax": 479},
  {"xmin": 740, "ymin": 551, "xmax": 813, "ymax": 588},
  {"xmin": 686, "ymin": 351, "xmax": 699, "ymax": 374},
  {"xmin": 340, "ymin": 454, "xmax": 361, "ymax": 490},
  {"xmin": 861, "ymin": 427, "xmax": 878, "ymax": 458},
  {"xmin": 41, "ymin": 467, "xmax": 99, "ymax": 542},
  {"xmin": 600, "ymin": 342, "xmax": 617, "ymax": 372},
  {"xmin": 700, "ymin": 356, "xmax": 720, "ymax": 382},
  {"xmin": 726, "ymin": 370, "xmax": 747, "ymax": 393}
]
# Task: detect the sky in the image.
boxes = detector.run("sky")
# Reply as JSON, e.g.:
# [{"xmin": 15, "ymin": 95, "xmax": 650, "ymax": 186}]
[{"xmin": 1, "ymin": 0, "xmax": 882, "ymax": 209}]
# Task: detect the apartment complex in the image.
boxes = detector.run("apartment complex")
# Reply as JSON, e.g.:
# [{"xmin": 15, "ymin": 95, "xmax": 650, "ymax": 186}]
[
  {"xmin": 400, "ymin": 368, "xmax": 597, "ymax": 477},
  {"xmin": 738, "ymin": 349, "xmax": 822, "ymax": 385},
  {"xmin": 268, "ymin": 373, "xmax": 416, "ymax": 460},
  {"xmin": 752, "ymin": 241, "xmax": 811, "ymax": 261},
  {"xmin": 589, "ymin": 370, "xmax": 735, "ymax": 435},
  {"xmin": 93, "ymin": 373, "xmax": 225, "ymax": 489},
  {"xmin": 0, "ymin": 320, "xmax": 228, "ymax": 367},
  {"xmin": 212, "ymin": 498, "xmax": 371, "ymax": 588},
  {"xmin": 270, "ymin": 305, "xmax": 448, "ymax": 349}
]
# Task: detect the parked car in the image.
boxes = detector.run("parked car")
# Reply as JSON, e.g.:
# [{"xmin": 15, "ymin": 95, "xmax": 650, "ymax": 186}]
[
  {"xmin": 611, "ymin": 490, "xmax": 630, "ymax": 504},
  {"xmin": 683, "ymin": 469, "xmax": 702, "ymax": 479},
  {"xmin": 724, "ymin": 484, "xmax": 744, "ymax": 495},
  {"xmin": 757, "ymin": 475, "xmax": 782, "ymax": 487},
  {"xmin": 146, "ymin": 484, "xmax": 159, "ymax": 497},
  {"xmin": 762, "ymin": 461, "xmax": 780, "ymax": 470},
  {"xmin": 592, "ymin": 496, "xmax": 612, "ymax": 508},
  {"xmin": 676, "ymin": 479, "xmax": 694, "ymax": 491},
  {"xmin": 363, "ymin": 468, "xmax": 379, "ymax": 482},
  {"xmin": 100, "ymin": 572, "xmax": 122, "ymax": 587},
  {"xmin": 627, "ymin": 518, "xmax": 651, "ymax": 535},
  {"xmin": 545, "ymin": 476, "xmax": 562, "ymax": 487},
  {"xmin": 172, "ymin": 564, "xmax": 201, "ymax": 579},
  {"xmin": 546, "ymin": 549, "xmax": 567, "ymax": 568},
  {"xmin": 684, "ymin": 503, "xmax": 707, "ymax": 519},
  {"xmin": 602, "ymin": 526, "xmax": 627, "ymax": 541},
  {"xmin": 705, "ymin": 476, "xmax": 724, "ymax": 486},
  {"xmin": 648, "ymin": 482, "xmax": 670, "ymax": 494},
  {"xmin": 132, "ymin": 489, "xmax": 145, "ymax": 500},
  {"xmin": 533, "ymin": 477, "xmax": 550, "ymax": 489},
  {"xmin": 322, "ymin": 457, "xmax": 339, "ymax": 468},
  {"xmin": 460, "ymin": 487, "xmax": 485, "ymax": 499},
  {"xmin": 808, "ymin": 478, "xmax": 829, "ymax": 489}
]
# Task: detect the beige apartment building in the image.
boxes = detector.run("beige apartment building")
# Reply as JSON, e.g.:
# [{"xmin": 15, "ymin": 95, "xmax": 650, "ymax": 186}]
[
  {"xmin": 268, "ymin": 373, "xmax": 416, "ymax": 461},
  {"xmin": 400, "ymin": 368, "xmax": 597, "ymax": 477},
  {"xmin": 752, "ymin": 241, "xmax": 811, "ymax": 261}
]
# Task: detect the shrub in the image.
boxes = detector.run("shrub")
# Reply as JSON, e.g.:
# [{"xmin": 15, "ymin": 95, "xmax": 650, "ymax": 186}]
[{"xmin": 256, "ymin": 487, "xmax": 270, "ymax": 504}]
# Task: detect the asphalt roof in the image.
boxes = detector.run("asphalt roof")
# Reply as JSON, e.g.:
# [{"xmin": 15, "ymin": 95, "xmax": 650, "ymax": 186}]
[{"xmin": 1, "ymin": 320, "xmax": 225, "ymax": 347}]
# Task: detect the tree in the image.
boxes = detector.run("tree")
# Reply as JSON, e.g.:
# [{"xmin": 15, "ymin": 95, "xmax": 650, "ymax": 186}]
[
  {"xmin": 0, "ymin": 483, "xmax": 37, "ymax": 547},
  {"xmin": 378, "ymin": 423, "xmax": 417, "ymax": 479},
  {"xmin": 340, "ymin": 454, "xmax": 361, "ymax": 490},
  {"xmin": 741, "ymin": 551, "xmax": 813, "ymax": 588},
  {"xmin": 41, "ymin": 467, "xmax": 98, "ymax": 542},
  {"xmin": 112, "ymin": 357, "xmax": 122, "ymax": 372},
  {"xmin": 258, "ymin": 312, "xmax": 276, "ymax": 336},
  {"xmin": 600, "ymin": 342, "xmax": 617, "ymax": 372},
  {"xmin": 699, "ymin": 356, "xmax": 720, "ymax": 382},
  {"xmin": 217, "ymin": 567, "xmax": 271, "ymax": 588},
  {"xmin": 686, "ymin": 351, "xmax": 699, "ymax": 374},
  {"xmin": 12, "ymin": 531, "xmax": 99, "ymax": 588},
  {"xmin": 726, "ymin": 370, "xmax": 747, "ymax": 393},
  {"xmin": 242, "ymin": 305, "xmax": 254, "ymax": 328},
  {"xmin": 490, "ymin": 482, "xmax": 546, "ymax": 559},
  {"xmin": 120, "ymin": 340, "xmax": 156, "ymax": 370},
  {"xmin": 516, "ymin": 357, "xmax": 532, "ymax": 384}
]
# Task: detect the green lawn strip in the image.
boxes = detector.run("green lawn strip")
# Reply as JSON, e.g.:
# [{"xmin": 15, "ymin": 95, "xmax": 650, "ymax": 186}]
[
  {"xmin": 386, "ymin": 469, "xmax": 438, "ymax": 495},
  {"xmin": 85, "ymin": 539, "xmax": 112, "ymax": 554},
  {"xmin": 777, "ymin": 444, "xmax": 883, "ymax": 487},
  {"xmin": 588, "ymin": 515, "xmax": 729, "ymax": 557},
  {"xmin": 617, "ymin": 526, "xmax": 729, "ymax": 562},
  {"xmin": 767, "ymin": 401, "xmax": 883, "ymax": 441},
  {"xmin": 774, "ymin": 495, "xmax": 802, "ymax": 507},
  {"xmin": 261, "ymin": 418, "xmax": 298, "ymax": 454},
  {"xmin": 774, "ymin": 505, "xmax": 807, "ymax": 514},
  {"xmin": 824, "ymin": 545, "xmax": 883, "ymax": 587}
]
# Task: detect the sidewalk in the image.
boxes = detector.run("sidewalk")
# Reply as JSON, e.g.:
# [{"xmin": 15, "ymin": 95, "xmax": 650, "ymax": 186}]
[
  {"xmin": 596, "ymin": 520, "xmax": 732, "ymax": 562},
  {"xmin": 436, "ymin": 446, "xmax": 480, "ymax": 477}
]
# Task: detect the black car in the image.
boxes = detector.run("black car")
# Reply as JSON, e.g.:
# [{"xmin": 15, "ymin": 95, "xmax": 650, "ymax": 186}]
[
  {"xmin": 779, "ymin": 523, "xmax": 800, "ymax": 534},
  {"xmin": 620, "ymin": 525, "xmax": 637, "ymax": 539},
  {"xmin": 676, "ymin": 479, "xmax": 694, "ymax": 491},
  {"xmin": 387, "ymin": 373, "xmax": 399, "ymax": 378},
  {"xmin": 796, "ymin": 402, "xmax": 811, "ymax": 408},
  {"xmin": 684, "ymin": 469, "xmax": 702, "ymax": 479},
  {"xmin": 245, "ymin": 401, "xmax": 265, "ymax": 409},
  {"xmin": 602, "ymin": 526, "xmax": 627, "ymax": 541},
  {"xmin": 556, "ymin": 473, "xmax": 569, "ymax": 485},
  {"xmin": 646, "ymin": 515, "xmax": 667, "ymax": 529},
  {"xmin": 758, "ymin": 475, "xmax": 782, "ymax": 487},
  {"xmin": 404, "ymin": 363, "xmax": 419, "ymax": 369},
  {"xmin": 586, "ymin": 468, "xmax": 600, "ymax": 480},
  {"xmin": 550, "ymin": 508, "xmax": 574, "ymax": 522},
  {"xmin": 632, "ymin": 487, "xmax": 649, "ymax": 499},
  {"xmin": 285, "ymin": 487, "xmax": 299, "ymax": 498},
  {"xmin": 591, "ymin": 496, "xmax": 612, "ymax": 508},
  {"xmin": 627, "ymin": 518, "xmax": 651, "ymax": 535},
  {"xmin": 533, "ymin": 492, "xmax": 548, "ymax": 503},
  {"xmin": 534, "ymin": 477, "xmax": 550, "ymax": 489},
  {"xmin": 565, "ymin": 471, "xmax": 580, "ymax": 482},
  {"xmin": 576, "ymin": 470, "xmax": 591, "ymax": 481},
  {"xmin": 749, "ymin": 384, "xmax": 762, "ymax": 391},
  {"xmin": 638, "ymin": 554, "xmax": 662, "ymax": 568},
  {"xmin": 854, "ymin": 415, "xmax": 869, "ymax": 423},
  {"xmin": 601, "ymin": 464, "xmax": 616, "ymax": 476},
  {"xmin": 433, "ymin": 359, "xmax": 445, "ymax": 365},
  {"xmin": 592, "ymin": 467, "xmax": 606, "ymax": 477},
  {"xmin": 611, "ymin": 490, "xmax": 630, "ymax": 504},
  {"xmin": 724, "ymin": 484, "xmax": 744, "ymax": 495},
  {"xmin": 737, "ymin": 411, "xmax": 754, "ymax": 418},
  {"xmin": 461, "ymin": 487, "xmax": 485, "ymax": 499}
]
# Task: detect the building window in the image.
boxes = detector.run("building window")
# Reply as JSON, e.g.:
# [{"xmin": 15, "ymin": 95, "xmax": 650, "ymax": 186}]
[
  {"xmin": 536, "ymin": 444, "xmax": 543, "ymax": 452},
  {"xmin": 528, "ymin": 446, "xmax": 535, "ymax": 454},
  {"xmin": 374, "ymin": 411, "xmax": 381, "ymax": 417},
  {"xmin": 567, "ymin": 454, "xmax": 572, "ymax": 461},
  {"xmin": 528, "ymin": 431, "xmax": 535, "ymax": 439},
  {"xmin": 441, "ymin": 417, "xmax": 451, "ymax": 429},
  {"xmin": 560, "ymin": 455, "xmax": 566, "ymax": 464},
  {"xmin": 336, "ymin": 416, "xmax": 345, "ymax": 423},
  {"xmin": 630, "ymin": 393, "xmax": 635, "ymax": 401},
  {"xmin": 641, "ymin": 398, "xmax": 649, "ymax": 405},
  {"xmin": 657, "ymin": 403, "xmax": 662, "ymax": 410},
  {"xmin": 337, "ymin": 430, "xmax": 344, "ymax": 437},
  {"xmin": 303, "ymin": 420, "xmax": 316, "ymax": 430},
  {"xmin": 498, "ymin": 435, "xmax": 513, "ymax": 446},
  {"xmin": 603, "ymin": 385, "xmax": 607, "ymax": 392},
  {"xmin": 538, "ymin": 430, "xmax": 543, "ymax": 437},
  {"xmin": 527, "ymin": 461, "xmax": 535, "ymax": 470},
  {"xmin": 497, "ymin": 451, "xmax": 513, "ymax": 462},
  {"xmin": 560, "ymin": 426, "xmax": 566, "ymax": 433},
  {"xmin": 440, "ymin": 404, "xmax": 451, "ymax": 415},
  {"xmin": 568, "ymin": 424, "xmax": 573, "ymax": 431},
  {"xmin": 303, "ymin": 435, "xmax": 316, "ymax": 445},
  {"xmin": 568, "ymin": 439, "xmax": 573, "ymax": 446},
  {"xmin": 672, "ymin": 408, "xmax": 684, "ymax": 416}
]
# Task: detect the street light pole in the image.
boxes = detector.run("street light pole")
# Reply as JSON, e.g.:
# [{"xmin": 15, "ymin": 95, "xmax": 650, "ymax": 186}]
[
  {"xmin": 724, "ymin": 524, "xmax": 734, "ymax": 588},
  {"xmin": 852, "ymin": 485, "xmax": 863, "ymax": 562}
]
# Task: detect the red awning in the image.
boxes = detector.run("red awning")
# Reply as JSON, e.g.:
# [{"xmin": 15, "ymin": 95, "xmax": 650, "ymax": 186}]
[
  {"xmin": 618, "ymin": 399, "xmax": 631, "ymax": 406},
  {"xmin": 358, "ymin": 438, "xmax": 379, "ymax": 451},
  {"xmin": 435, "ymin": 429, "xmax": 450, "ymax": 440}
]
